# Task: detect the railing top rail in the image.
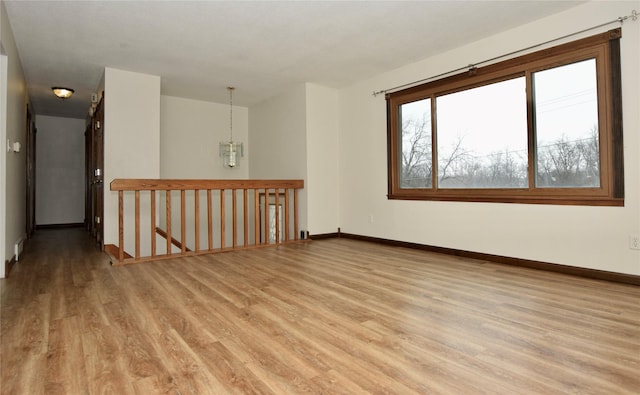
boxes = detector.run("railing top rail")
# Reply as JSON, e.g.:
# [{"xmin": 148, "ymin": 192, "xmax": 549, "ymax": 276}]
[{"xmin": 110, "ymin": 179, "xmax": 304, "ymax": 191}]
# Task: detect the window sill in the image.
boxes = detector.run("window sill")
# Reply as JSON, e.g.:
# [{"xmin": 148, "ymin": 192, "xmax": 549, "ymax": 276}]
[{"xmin": 387, "ymin": 192, "xmax": 624, "ymax": 206}]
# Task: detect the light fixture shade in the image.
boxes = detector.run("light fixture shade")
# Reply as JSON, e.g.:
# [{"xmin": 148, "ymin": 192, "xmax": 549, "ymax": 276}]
[
  {"xmin": 52, "ymin": 87, "xmax": 74, "ymax": 99},
  {"xmin": 219, "ymin": 141, "xmax": 243, "ymax": 168},
  {"xmin": 219, "ymin": 86, "xmax": 243, "ymax": 168}
]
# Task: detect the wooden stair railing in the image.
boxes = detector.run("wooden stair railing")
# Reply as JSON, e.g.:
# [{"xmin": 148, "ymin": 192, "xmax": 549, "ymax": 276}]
[
  {"xmin": 109, "ymin": 179, "xmax": 304, "ymax": 265},
  {"xmin": 155, "ymin": 227, "xmax": 191, "ymax": 252}
]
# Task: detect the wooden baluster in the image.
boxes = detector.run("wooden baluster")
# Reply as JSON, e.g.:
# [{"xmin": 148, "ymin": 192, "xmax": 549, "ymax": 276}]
[
  {"xmin": 254, "ymin": 189, "xmax": 260, "ymax": 246},
  {"xmin": 194, "ymin": 190, "xmax": 200, "ymax": 252},
  {"xmin": 220, "ymin": 189, "xmax": 225, "ymax": 249},
  {"xmin": 243, "ymin": 189, "xmax": 248, "ymax": 247},
  {"xmin": 275, "ymin": 189, "xmax": 280, "ymax": 244},
  {"xmin": 135, "ymin": 190, "xmax": 140, "ymax": 260},
  {"xmin": 207, "ymin": 189, "xmax": 213, "ymax": 251},
  {"xmin": 166, "ymin": 191, "xmax": 172, "ymax": 255},
  {"xmin": 151, "ymin": 190, "xmax": 156, "ymax": 257},
  {"xmin": 118, "ymin": 190, "xmax": 124, "ymax": 262},
  {"xmin": 232, "ymin": 189, "xmax": 237, "ymax": 249},
  {"xmin": 264, "ymin": 188, "xmax": 269, "ymax": 244},
  {"xmin": 284, "ymin": 188, "xmax": 290, "ymax": 242},
  {"xmin": 294, "ymin": 188, "xmax": 299, "ymax": 240},
  {"xmin": 180, "ymin": 190, "xmax": 186, "ymax": 254}
]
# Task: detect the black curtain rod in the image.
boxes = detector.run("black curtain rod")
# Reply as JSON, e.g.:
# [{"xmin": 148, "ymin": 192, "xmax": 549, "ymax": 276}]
[{"xmin": 373, "ymin": 9, "xmax": 638, "ymax": 97}]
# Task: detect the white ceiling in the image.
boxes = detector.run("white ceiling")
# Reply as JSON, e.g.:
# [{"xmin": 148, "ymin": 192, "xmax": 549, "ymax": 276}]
[{"xmin": 4, "ymin": 1, "xmax": 584, "ymax": 119}]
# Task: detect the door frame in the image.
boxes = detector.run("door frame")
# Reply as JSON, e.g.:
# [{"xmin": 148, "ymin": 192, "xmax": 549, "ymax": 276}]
[
  {"xmin": 25, "ymin": 104, "xmax": 36, "ymax": 238},
  {"xmin": 87, "ymin": 95, "xmax": 104, "ymax": 247}
]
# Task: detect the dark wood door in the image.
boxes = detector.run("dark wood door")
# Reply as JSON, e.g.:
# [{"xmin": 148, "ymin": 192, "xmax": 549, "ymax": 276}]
[
  {"xmin": 90, "ymin": 96, "xmax": 104, "ymax": 246},
  {"xmin": 25, "ymin": 105, "xmax": 36, "ymax": 239},
  {"xmin": 84, "ymin": 124, "xmax": 92, "ymax": 231}
]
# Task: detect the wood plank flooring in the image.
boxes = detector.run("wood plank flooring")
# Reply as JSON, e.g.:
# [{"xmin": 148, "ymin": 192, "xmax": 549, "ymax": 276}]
[{"xmin": 1, "ymin": 228, "xmax": 639, "ymax": 394}]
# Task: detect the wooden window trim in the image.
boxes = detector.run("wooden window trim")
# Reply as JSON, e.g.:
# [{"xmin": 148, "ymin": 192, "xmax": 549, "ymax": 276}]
[{"xmin": 387, "ymin": 29, "xmax": 624, "ymax": 206}]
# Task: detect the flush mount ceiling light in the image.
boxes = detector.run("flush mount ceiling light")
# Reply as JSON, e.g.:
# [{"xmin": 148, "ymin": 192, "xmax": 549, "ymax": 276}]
[
  {"xmin": 219, "ymin": 86, "xmax": 243, "ymax": 168},
  {"xmin": 51, "ymin": 87, "xmax": 74, "ymax": 99}
]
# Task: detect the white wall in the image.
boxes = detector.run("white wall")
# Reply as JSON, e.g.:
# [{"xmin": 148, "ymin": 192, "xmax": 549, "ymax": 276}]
[
  {"xmin": 249, "ymin": 84, "xmax": 308, "ymax": 231},
  {"xmin": 249, "ymin": 84, "xmax": 307, "ymax": 179},
  {"xmin": 160, "ymin": 95, "xmax": 248, "ymax": 179},
  {"xmin": 35, "ymin": 115, "xmax": 85, "ymax": 225},
  {"xmin": 0, "ymin": 0, "xmax": 28, "ymax": 276},
  {"xmin": 306, "ymin": 83, "xmax": 340, "ymax": 235},
  {"xmin": 338, "ymin": 1, "xmax": 640, "ymax": 275},
  {"xmin": 103, "ymin": 68, "xmax": 160, "ymax": 256}
]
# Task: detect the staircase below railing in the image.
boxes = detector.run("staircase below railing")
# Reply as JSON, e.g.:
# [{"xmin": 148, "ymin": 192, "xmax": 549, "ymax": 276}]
[{"xmin": 108, "ymin": 179, "xmax": 305, "ymax": 265}]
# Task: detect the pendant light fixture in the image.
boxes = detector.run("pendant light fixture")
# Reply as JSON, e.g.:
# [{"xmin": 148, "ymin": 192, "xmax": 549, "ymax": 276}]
[{"xmin": 219, "ymin": 86, "xmax": 243, "ymax": 168}]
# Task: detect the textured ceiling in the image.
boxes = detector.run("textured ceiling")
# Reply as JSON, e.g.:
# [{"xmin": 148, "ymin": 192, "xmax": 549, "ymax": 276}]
[{"xmin": 4, "ymin": 1, "xmax": 584, "ymax": 119}]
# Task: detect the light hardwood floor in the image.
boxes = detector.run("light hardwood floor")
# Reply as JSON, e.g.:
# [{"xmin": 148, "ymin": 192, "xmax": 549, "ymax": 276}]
[{"xmin": 1, "ymin": 228, "xmax": 639, "ymax": 394}]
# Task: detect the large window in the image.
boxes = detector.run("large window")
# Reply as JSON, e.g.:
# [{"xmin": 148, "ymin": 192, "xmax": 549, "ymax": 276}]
[{"xmin": 387, "ymin": 29, "xmax": 623, "ymax": 206}]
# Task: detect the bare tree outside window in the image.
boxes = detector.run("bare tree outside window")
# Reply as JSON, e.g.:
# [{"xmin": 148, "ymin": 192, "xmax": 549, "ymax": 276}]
[
  {"xmin": 534, "ymin": 59, "xmax": 600, "ymax": 188},
  {"xmin": 400, "ymin": 99, "xmax": 432, "ymax": 188},
  {"xmin": 436, "ymin": 77, "xmax": 528, "ymax": 189},
  {"xmin": 536, "ymin": 127, "xmax": 600, "ymax": 187}
]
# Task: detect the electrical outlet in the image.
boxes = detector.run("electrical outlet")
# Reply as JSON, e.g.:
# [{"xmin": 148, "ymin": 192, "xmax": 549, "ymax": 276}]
[
  {"xmin": 629, "ymin": 234, "xmax": 640, "ymax": 250},
  {"xmin": 368, "ymin": 214, "xmax": 374, "ymax": 224}
]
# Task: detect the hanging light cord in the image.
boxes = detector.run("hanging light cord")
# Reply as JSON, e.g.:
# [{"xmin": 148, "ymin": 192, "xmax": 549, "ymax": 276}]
[
  {"xmin": 228, "ymin": 86, "xmax": 234, "ymax": 141},
  {"xmin": 373, "ymin": 9, "xmax": 638, "ymax": 97}
]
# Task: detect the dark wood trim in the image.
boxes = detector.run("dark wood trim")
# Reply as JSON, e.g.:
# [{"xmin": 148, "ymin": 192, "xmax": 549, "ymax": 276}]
[
  {"xmin": 4, "ymin": 256, "xmax": 17, "ymax": 278},
  {"xmin": 155, "ymin": 227, "xmax": 191, "ymax": 252},
  {"xmin": 84, "ymin": 123, "xmax": 92, "ymax": 231},
  {"xmin": 36, "ymin": 223, "xmax": 85, "ymax": 230},
  {"xmin": 89, "ymin": 93, "xmax": 105, "ymax": 246},
  {"xmin": 104, "ymin": 244, "xmax": 132, "ymax": 261},
  {"xmin": 609, "ymin": 35, "xmax": 624, "ymax": 199},
  {"xmin": 386, "ymin": 98, "xmax": 394, "ymax": 198},
  {"xmin": 309, "ymin": 232, "xmax": 340, "ymax": 240},
  {"xmin": 387, "ymin": 194, "xmax": 624, "ymax": 206},
  {"xmin": 333, "ymin": 232, "xmax": 640, "ymax": 286},
  {"xmin": 25, "ymin": 104, "xmax": 36, "ymax": 239}
]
